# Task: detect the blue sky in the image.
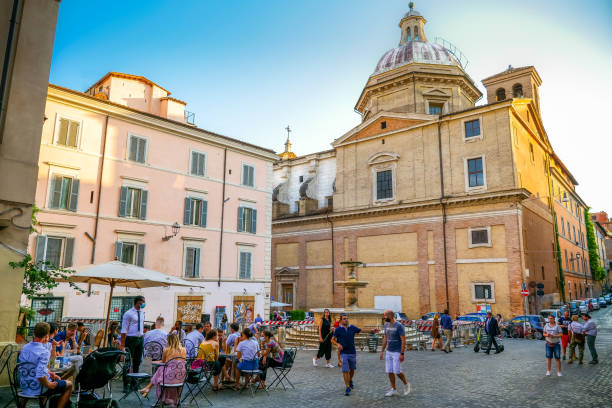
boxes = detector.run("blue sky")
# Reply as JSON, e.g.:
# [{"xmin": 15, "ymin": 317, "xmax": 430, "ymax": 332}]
[{"xmin": 50, "ymin": 0, "xmax": 612, "ymax": 210}]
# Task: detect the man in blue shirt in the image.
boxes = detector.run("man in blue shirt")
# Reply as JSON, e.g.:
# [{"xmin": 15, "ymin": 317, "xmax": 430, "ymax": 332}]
[
  {"xmin": 184, "ymin": 323, "xmax": 205, "ymax": 358},
  {"xmin": 332, "ymin": 313, "xmax": 361, "ymax": 396},
  {"xmin": 19, "ymin": 322, "xmax": 72, "ymax": 407},
  {"xmin": 380, "ymin": 310, "xmax": 410, "ymax": 397},
  {"xmin": 440, "ymin": 309, "xmax": 453, "ymax": 353},
  {"xmin": 53, "ymin": 322, "xmax": 79, "ymax": 355}
]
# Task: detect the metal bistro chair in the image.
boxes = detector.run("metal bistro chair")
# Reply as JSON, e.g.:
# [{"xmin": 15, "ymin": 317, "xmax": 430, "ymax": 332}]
[
  {"xmin": 144, "ymin": 341, "xmax": 165, "ymax": 375},
  {"xmin": 3, "ymin": 349, "xmax": 20, "ymax": 408},
  {"xmin": 154, "ymin": 357, "xmax": 187, "ymax": 407},
  {"xmin": 238, "ymin": 350, "xmax": 268, "ymax": 397},
  {"xmin": 182, "ymin": 351, "xmax": 214, "ymax": 407},
  {"xmin": 11, "ymin": 361, "xmax": 50, "ymax": 408},
  {"xmin": 267, "ymin": 347, "xmax": 297, "ymax": 390},
  {"xmin": 118, "ymin": 347, "xmax": 152, "ymax": 407},
  {"xmin": 183, "ymin": 339, "xmax": 198, "ymax": 361},
  {"xmin": 0, "ymin": 344, "xmax": 14, "ymax": 378}
]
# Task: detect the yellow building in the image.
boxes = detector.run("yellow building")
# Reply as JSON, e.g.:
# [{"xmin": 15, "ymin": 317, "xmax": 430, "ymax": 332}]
[{"xmin": 271, "ymin": 5, "xmax": 586, "ymax": 318}]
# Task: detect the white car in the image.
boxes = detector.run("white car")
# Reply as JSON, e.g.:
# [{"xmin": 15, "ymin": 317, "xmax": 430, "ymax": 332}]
[{"xmin": 579, "ymin": 301, "xmax": 588, "ymax": 314}]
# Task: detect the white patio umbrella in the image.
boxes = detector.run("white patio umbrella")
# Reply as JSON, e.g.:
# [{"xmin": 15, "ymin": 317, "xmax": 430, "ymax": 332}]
[
  {"xmin": 62, "ymin": 261, "xmax": 205, "ymax": 346},
  {"xmin": 270, "ymin": 301, "xmax": 291, "ymax": 308}
]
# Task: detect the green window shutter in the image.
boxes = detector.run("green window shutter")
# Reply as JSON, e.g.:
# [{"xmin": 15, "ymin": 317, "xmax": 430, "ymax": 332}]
[
  {"xmin": 251, "ymin": 209, "xmax": 257, "ymax": 234},
  {"xmin": 185, "ymin": 247, "xmax": 194, "ymax": 277},
  {"xmin": 194, "ymin": 248, "xmax": 200, "ymax": 278},
  {"xmin": 190, "ymin": 152, "xmax": 197, "ymax": 175},
  {"xmin": 184, "ymin": 197, "xmax": 192, "ymax": 225},
  {"xmin": 136, "ymin": 244, "xmax": 146, "ymax": 267},
  {"xmin": 239, "ymin": 252, "xmax": 246, "ymax": 279},
  {"xmin": 128, "ymin": 137, "xmax": 137, "ymax": 161},
  {"xmin": 137, "ymin": 138, "xmax": 147, "ymax": 163},
  {"xmin": 237, "ymin": 207, "xmax": 244, "ymax": 232},
  {"xmin": 63, "ymin": 237, "xmax": 75, "ymax": 267},
  {"xmin": 50, "ymin": 176, "xmax": 62, "ymax": 208},
  {"xmin": 200, "ymin": 200, "xmax": 207, "ymax": 227},
  {"xmin": 139, "ymin": 190, "xmax": 148, "ymax": 220},
  {"xmin": 68, "ymin": 179, "xmax": 80, "ymax": 212},
  {"xmin": 35, "ymin": 235, "xmax": 48, "ymax": 264},
  {"xmin": 114, "ymin": 241, "xmax": 123, "ymax": 261},
  {"xmin": 119, "ymin": 186, "xmax": 128, "ymax": 217},
  {"xmin": 248, "ymin": 166, "xmax": 254, "ymax": 187},
  {"xmin": 199, "ymin": 154, "xmax": 206, "ymax": 176}
]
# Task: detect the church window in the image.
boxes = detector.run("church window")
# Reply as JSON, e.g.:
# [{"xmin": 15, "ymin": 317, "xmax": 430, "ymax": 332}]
[
  {"xmin": 469, "ymin": 227, "xmax": 491, "ymax": 247},
  {"xmin": 406, "ymin": 27, "xmax": 411, "ymax": 41},
  {"xmin": 512, "ymin": 83, "xmax": 523, "ymax": 98},
  {"xmin": 496, "ymin": 88, "xmax": 506, "ymax": 101},
  {"xmin": 414, "ymin": 27, "xmax": 419, "ymax": 41},
  {"xmin": 428, "ymin": 103, "xmax": 443, "ymax": 115},
  {"xmin": 376, "ymin": 170, "xmax": 393, "ymax": 200},
  {"xmin": 466, "ymin": 156, "xmax": 485, "ymax": 189},
  {"xmin": 381, "ymin": 121, "xmax": 387, "ymax": 129},
  {"xmin": 464, "ymin": 119, "xmax": 481, "ymax": 139}
]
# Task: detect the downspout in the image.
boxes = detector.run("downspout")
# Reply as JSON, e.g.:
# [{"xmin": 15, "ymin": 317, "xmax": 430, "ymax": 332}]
[
  {"xmin": 86, "ymin": 115, "xmax": 109, "ymax": 264},
  {"xmin": 437, "ymin": 115, "xmax": 450, "ymax": 311},
  {"xmin": 217, "ymin": 148, "xmax": 227, "ymax": 287},
  {"xmin": 325, "ymin": 210, "xmax": 335, "ymax": 294},
  {"xmin": 0, "ymin": 0, "xmax": 23, "ymax": 143}
]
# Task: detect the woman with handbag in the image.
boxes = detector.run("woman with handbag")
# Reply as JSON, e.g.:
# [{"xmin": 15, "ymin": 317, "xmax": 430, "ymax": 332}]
[
  {"xmin": 313, "ymin": 309, "xmax": 335, "ymax": 367},
  {"xmin": 568, "ymin": 315, "xmax": 584, "ymax": 364},
  {"xmin": 430, "ymin": 314, "xmax": 442, "ymax": 351}
]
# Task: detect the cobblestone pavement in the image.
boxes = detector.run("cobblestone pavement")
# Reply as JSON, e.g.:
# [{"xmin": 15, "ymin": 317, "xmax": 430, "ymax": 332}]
[{"xmin": 1, "ymin": 307, "xmax": 610, "ymax": 407}]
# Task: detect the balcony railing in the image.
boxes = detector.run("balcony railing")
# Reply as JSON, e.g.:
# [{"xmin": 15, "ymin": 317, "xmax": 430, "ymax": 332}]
[{"xmin": 185, "ymin": 110, "xmax": 195, "ymax": 125}]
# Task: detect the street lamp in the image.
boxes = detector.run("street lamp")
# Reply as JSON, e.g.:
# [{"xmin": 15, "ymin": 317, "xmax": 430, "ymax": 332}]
[{"xmin": 162, "ymin": 222, "xmax": 180, "ymax": 241}]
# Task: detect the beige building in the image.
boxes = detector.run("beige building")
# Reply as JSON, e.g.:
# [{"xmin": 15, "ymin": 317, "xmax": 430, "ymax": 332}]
[
  {"xmin": 0, "ymin": 0, "xmax": 60, "ymax": 372},
  {"xmin": 271, "ymin": 5, "xmax": 585, "ymax": 318}
]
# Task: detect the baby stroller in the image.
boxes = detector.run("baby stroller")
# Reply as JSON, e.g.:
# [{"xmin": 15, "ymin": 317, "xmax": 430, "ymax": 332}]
[
  {"xmin": 473, "ymin": 326, "xmax": 504, "ymax": 353},
  {"xmin": 75, "ymin": 348, "xmax": 125, "ymax": 407}
]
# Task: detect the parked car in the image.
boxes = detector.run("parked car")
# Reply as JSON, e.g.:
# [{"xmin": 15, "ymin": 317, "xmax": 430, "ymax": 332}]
[
  {"xmin": 420, "ymin": 312, "xmax": 437, "ymax": 321},
  {"xmin": 605, "ymin": 294, "xmax": 612, "ymax": 304},
  {"xmin": 456, "ymin": 314, "xmax": 486, "ymax": 323},
  {"xmin": 591, "ymin": 298, "xmax": 600, "ymax": 310},
  {"xmin": 506, "ymin": 315, "xmax": 545, "ymax": 339},
  {"xmin": 598, "ymin": 297, "xmax": 607, "ymax": 308},
  {"xmin": 569, "ymin": 301, "xmax": 580, "ymax": 315},
  {"xmin": 394, "ymin": 312, "xmax": 409, "ymax": 322},
  {"xmin": 540, "ymin": 309, "xmax": 562, "ymax": 320},
  {"xmin": 578, "ymin": 300, "xmax": 588, "ymax": 314}
]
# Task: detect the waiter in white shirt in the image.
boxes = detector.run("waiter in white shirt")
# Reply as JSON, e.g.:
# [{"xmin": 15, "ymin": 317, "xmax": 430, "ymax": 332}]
[{"xmin": 121, "ymin": 295, "xmax": 146, "ymax": 373}]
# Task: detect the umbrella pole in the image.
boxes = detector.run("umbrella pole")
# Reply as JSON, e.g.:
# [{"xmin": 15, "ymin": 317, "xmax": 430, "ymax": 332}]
[{"xmin": 103, "ymin": 282, "xmax": 115, "ymax": 348}]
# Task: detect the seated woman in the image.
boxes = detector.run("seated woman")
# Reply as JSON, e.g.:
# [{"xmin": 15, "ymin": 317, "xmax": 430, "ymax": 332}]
[
  {"xmin": 107, "ymin": 321, "xmax": 120, "ymax": 348},
  {"xmin": 258, "ymin": 330, "xmax": 284, "ymax": 388},
  {"xmin": 234, "ymin": 328, "xmax": 259, "ymax": 390},
  {"xmin": 196, "ymin": 329, "xmax": 227, "ymax": 391},
  {"xmin": 139, "ymin": 333, "xmax": 186, "ymax": 397}
]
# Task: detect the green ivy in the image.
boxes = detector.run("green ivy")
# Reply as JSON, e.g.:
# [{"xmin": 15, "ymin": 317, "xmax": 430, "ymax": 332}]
[{"xmin": 584, "ymin": 209, "xmax": 606, "ymax": 282}]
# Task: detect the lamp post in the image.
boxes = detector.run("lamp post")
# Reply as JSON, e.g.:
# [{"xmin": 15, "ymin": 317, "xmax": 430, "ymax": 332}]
[{"xmin": 162, "ymin": 222, "xmax": 180, "ymax": 241}]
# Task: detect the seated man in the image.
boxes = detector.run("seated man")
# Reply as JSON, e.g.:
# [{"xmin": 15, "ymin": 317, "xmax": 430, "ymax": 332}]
[
  {"xmin": 53, "ymin": 322, "xmax": 79, "ymax": 355},
  {"xmin": 19, "ymin": 322, "xmax": 72, "ymax": 408},
  {"xmin": 144, "ymin": 316, "xmax": 169, "ymax": 348},
  {"xmin": 184, "ymin": 323, "xmax": 205, "ymax": 358}
]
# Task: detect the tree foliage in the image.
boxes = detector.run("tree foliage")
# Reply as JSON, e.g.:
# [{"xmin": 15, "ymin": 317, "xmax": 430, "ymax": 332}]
[
  {"xmin": 584, "ymin": 209, "xmax": 606, "ymax": 282},
  {"xmin": 9, "ymin": 254, "xmax": 84, "ymax": 299}
]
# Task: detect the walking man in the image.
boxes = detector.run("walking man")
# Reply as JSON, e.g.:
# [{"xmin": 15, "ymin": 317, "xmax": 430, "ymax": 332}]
[
  {"xmin": 581, "ymin": 314, "xmax": 598, "ymax": 364},
  {"xmin": 567, "ymin": 315, "xmax": 584, "ymax": 364},
  {"xmin": 331, "ymin": 313, "xmax": 361, "ymax": 396},
  {"xmin": 440, "ymin": 309, "xmax": 453, "ymax": 353},
  {"xmin": 557, "ymin": 310, "xmax": 572, "ymax": 360},
  {"xmin": 484, "ymin": 311, "xmax": 501, "ymax": 354},
  {"xmin": 380, "ymin": 310, "xmax": 410, "ymax": 397},
  {"xmin": 120, "ymin": 295, "xmax": 146, "ymax": 373}
]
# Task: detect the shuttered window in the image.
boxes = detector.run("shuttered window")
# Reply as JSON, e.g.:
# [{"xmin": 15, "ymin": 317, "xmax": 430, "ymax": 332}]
[
  {"xmin": 34, "ymin": 235, "xmax": 75, "ymax": 269},
  {"xmin": 184, "ymin": 247, "xmax": 201, "ymax": 278},
  {"xmin": 241, "ymin": 164, "xmax": 254, "ymax": 187},
  {"xmin": 128, "ymin": 135, "xmax": 147, "ymax": 163},
  {"xmin": 49, "ymin": 175, "xmax": 79, "ymax": 211},
  {"xmin": 119, "ymin": 186, "xmax": 148, "ymax": 219},
  {"xmin": 237, "ymin": 207, "xmax": 257, "ymax": 234},
  {"xmin": 376, "ymin": 170, "xmax": 393, "ymax": 200},
  {"xmin": 115, "ymin": 241, "xmax": 145, "ymax": 266},
  {"xmin": 474, "ymin": 284, "xmax": 493, "ymax": 300},
  {"xmin": 190, "ymin": 151, "xmax": 206, "ymax": 176},
  {"xmin": 238, "ymin": 251, "xmax": 252, "ymax": 279},
  {"xmin": 183, "ymin": 197, "xmax": 207, "ymax": 227},
  {"xmin": 56, "ymin": 117, "xmax": 80, "ymax": 148},
  {"xmin": 470, "ymin": 228, "xmax": 489, "ymax": 246},
  {"xmin": 464, "ymin": 119, "xmax": 481, "ymax": 139}
]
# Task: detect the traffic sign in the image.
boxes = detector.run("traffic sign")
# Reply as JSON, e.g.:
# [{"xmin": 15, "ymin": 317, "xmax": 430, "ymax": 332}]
[{"xmin": 520, "ymin": 290, "xmax": 529, "ymax": 297}]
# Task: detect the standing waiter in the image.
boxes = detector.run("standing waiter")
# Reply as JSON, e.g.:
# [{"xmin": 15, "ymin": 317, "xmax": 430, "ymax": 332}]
[{"xmin": 121, "ymin": 296, "xmax": 146, "ymax": 372}]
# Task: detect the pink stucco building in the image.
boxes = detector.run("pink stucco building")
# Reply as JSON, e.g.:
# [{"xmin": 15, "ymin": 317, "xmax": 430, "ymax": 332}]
[{"xmin": 28, "ymin": 73, "xmax": 277, "ymax": 328}]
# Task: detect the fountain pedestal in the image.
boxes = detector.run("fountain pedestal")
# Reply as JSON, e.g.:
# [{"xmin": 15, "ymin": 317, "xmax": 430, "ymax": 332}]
[{"xmin": 312, "ymin": 260, "xmax": 384, "ymax": 329}]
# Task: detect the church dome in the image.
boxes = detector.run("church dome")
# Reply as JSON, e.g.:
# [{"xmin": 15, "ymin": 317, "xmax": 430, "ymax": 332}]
[{"xmin": 373, "ymin": 41, "xmax": 461, "ymax": 76}]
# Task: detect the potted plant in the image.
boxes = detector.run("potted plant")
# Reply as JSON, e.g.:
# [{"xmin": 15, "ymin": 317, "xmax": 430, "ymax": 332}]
[{"xmin": 16, "ymin": 306, "xmax": 35, "ymax": 343}]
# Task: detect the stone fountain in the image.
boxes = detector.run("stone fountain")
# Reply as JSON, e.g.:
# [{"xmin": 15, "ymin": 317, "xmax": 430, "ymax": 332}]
[{"xmin": 311, "ymin": 260, "xmax": 384, "ymax": 328}]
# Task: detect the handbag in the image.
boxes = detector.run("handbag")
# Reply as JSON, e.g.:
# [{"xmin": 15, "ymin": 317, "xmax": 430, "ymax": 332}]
[{"xmin": 573, "ymin": 332, "xmax": 585, "ymax": 344}]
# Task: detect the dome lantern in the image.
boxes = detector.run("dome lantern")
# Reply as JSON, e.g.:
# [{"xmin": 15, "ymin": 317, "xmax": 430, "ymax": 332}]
[{"xmin": 399, "ymin": 2, "xmax": 427, "ymax": 45}]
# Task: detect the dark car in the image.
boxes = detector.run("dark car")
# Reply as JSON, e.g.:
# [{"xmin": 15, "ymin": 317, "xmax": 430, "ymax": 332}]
[
  {"xmin": 598, "ymin": 297, "xmax": 607, "ymax": 308},
  {"xmin": 569, "ymin": 301, "xmax": 579, "ymax": 316},
  {"xmin": 507, "ymin": 315, "xmax": 545, "ymax": 340}
]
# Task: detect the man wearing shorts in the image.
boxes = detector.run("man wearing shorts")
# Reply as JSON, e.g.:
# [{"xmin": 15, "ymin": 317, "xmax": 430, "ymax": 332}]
[
  {"xmin": 332, "ymin": 313, "xmax": 361, "ymax": 396},
  {"xmin": 19, "ymin": 322, "xmax": 73, "ymax": 407},
  {"xmin": 380, "ymin": 310, "xmax": 410, "ymax": 397},
  {"xmin": 557, "ymin": 310, "xmax": 572, "ymax": 360},
  {"xmin": 543, "ymin": 315, "xmax": 562, "ymax": 377}
]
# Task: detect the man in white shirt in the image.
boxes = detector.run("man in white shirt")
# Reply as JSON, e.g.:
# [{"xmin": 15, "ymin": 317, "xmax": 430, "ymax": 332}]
[
  {"xmin": 120, "ymin": 296, "xmax": 146, "ymax": 373},
  {"xmin": 143, "ymin": 316, "xmax": 168, "ymax": 348},
  {"xmin": 581, "ymin": 314, "xmax": 598, "ymax": 364},
  {"xmin": 184, "ymin": 323, "xmax": 205, "ymax": 358}
]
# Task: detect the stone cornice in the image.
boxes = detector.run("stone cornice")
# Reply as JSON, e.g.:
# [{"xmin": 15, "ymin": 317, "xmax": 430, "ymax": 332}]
[
  {"xmin": 47, "ymin": 85, "xmax": 278, "ymax": 162},
  {"xmin": 273, "ymin": 189, "xmax": 530, "ymax": 226}
]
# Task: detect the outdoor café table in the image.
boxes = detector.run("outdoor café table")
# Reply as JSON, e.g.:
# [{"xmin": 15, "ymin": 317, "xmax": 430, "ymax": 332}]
[{"xmin": 218, "ymin": 353, "xmax": 237, "ymax": 388}]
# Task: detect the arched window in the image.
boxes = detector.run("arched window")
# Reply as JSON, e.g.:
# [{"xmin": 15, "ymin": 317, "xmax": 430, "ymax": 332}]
[
  {"xmin": 406, "ymin": 27, "xmax": 411, "ymax": 41},
  {"xmin": 512, "ymin": 83, "xmax": 523, "ymax": 98},
  {"xmin": 414, "ymin": 26, "xmax": 419, "ymax": 41},
  {"xmin": 495, "ymin": 88, "xmax": 506, "ymax": 101}
]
